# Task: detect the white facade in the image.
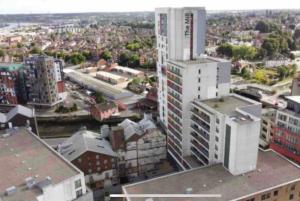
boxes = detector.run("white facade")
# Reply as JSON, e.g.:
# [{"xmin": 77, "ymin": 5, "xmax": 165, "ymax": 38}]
[
  {"xmin": 36, "ymin": 175, "xmax": 86, "ymax": 201},
  {"xmin": 190, "ymin": 95, "xmax": 261, "ymax": 175},
  {"xmin": 155, "ymin": 7, "xmax": 206, "ymax": 128}
]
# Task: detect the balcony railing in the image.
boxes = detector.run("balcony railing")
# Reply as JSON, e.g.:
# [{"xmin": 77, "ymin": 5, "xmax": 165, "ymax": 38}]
[
  {"xmin": 191, "ymin": 115, "xmax": 210, "ymax": 132},
  {"xmin": 191, "ymin": 140, "xmax": 209, "ymax": 157},
  {"xmin": 191, "ymin": 147, "xmax": 209, "ymax": 165},
  {"xmin": 191, "ymin": 131, "xmax": 209, "ymax": 149},
  {"xmin": 191, "ymin": 108, "xmax": 210, "ymax": 123},
  {"xmin": 191, "ymin": 124, "xmax": 210, "ymax": 141}
]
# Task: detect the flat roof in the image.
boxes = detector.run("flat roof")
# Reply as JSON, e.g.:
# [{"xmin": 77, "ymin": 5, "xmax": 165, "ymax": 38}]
[
  {"xmin": 0, "ymin": 128, "xmax": 80, "ymax": 201},
  {"xmin": 63, "ymin": 69, "xmax": 132, "ymax": 99},
  {"xmin": 199, "ymin": 95, "xmax": 254, "ymax": 115},
  {"xmin": 96, "ymin": 71, "xmax": 126, "ymax": 80},
  {"xmin": 168, "ymin": 56, "xmax": 229, "ymax": 67},
  {"xmin": 113, "ymin": 66, "xmax": 143, "ymax": 75},
  {"xmin": 123, "ymin": 150, "xmax": 300, "ymax": 201},
  {"xmin": 286, "ymin": 96, "xmax": 300, "ymax": 104}
]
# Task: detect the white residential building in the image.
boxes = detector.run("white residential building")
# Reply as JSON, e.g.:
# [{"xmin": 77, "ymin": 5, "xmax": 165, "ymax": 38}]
[
  {"xmin": 155, "ymin": 7, "xmax": 262, "ymax": 173},
  {"xmin": 189, "ymin": 94, "xmax": 261, "ymax": 175},
  {"xmin": 0, "ymin": 127, "xmax": 93, "ymax": 201},
  {"xmin": 155, "ymin": 7, "xmax": 206, "ymax": 128}
]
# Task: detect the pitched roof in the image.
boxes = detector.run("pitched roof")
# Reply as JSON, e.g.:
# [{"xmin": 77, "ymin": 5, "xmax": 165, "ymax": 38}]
[
  {"xmin": 118, "ymin": 114, "xmax": 156, "ymax": 141},
  {"xmin": 0, "ymin": 105, "xmax": 34, "ymax": 123},
  {"xmin": 58, "ymin": 129, "xmax": 117, "ymax": 162}
]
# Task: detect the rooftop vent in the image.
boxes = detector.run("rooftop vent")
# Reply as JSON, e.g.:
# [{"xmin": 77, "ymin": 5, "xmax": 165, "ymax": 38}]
[
  {"xmin": 203, "ymin": 184, "xmax": 207, "ymax": 188},
  {"xmin": 145, "ymin": 199, "xmax": 154, "ymax": 201},
  {"xmin": 5, "ymin": 186, "xmax": 16, "ymax": 196},
  {"xmin": 185, "ymin": 187, "xmax": 193, "ymax": 194},
  {"xmin": 2, "ymin": 133, "xmax": 10, "ymax": 138},
  {"xmin": 25, "ymin": 177, "xmax": 36, "ymax": 189},
  {"xmin": 218, "ymin": 179, "xmax": 223, "ymax": 183},
  {"xmin": 258, "ymin": 168, "xmax": 262, "ymax": 172}
]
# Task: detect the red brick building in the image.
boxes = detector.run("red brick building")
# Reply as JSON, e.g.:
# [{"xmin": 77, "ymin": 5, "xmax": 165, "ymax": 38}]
[
  {"xmin": 58, "ymin": 129, "xmax": 118, "ymax": 189},
  {"xmin": 90, "ymin": 102, "xmax": 118, "ymax": 121}
]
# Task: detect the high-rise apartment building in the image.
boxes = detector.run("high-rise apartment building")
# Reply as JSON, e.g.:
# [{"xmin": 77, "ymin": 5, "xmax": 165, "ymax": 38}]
[
  {"xmin": 155, "ymin": 7, "xmax": 206, "ymax": 128},
  {"xmin": 0, "ymin": 63, "xmax": 26, "ymax": 105},
  {"xmin": 24, "ymin": 55, "xmax": 64, "ymax": 107},
  {"xmin": 155, "ymin": 7, "xmax": 261, "ymax": 172}
]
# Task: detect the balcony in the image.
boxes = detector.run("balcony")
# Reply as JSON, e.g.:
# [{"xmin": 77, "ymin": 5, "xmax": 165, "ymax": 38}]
[
  {"xmin": 191, "ymin": 131, "xmax": 209, "ymax": 149},
  {"xmin": 191, "ymin": 147, "xmax": 209, "ymax": 165},
  {"xmin": 191, "ymin": 115, "xmax": 210, "ymax": 132},
  {"xmin": 168, "ymin": 90, "xmax": 182, "ymax": 102},
  {"xmin": 168, "ymin": 124, "xmax": 182, "ymax": 141},
  {"xmin": 191, "ymin": 108, "xmax": 210, "ymax": 124},
  {"xmin": 191, "ymin": 139, "xmax": 209, "ymax": 157},
  {"xmin": 168, "ymin": 103, "xmax": 182, "ymax": 118},
  {"xmin": 190, "ymin": 124, "xmax": 210, "ymax": 141},
  {"xmin": 167, "ymin": 80, "xmax": 182, "ymax": 94},
  {"xmin": 168, "ymin": 96, "xmax": 182, "ymax": 111},
  {"xmin": 167, "ymin": 67, "xmax": 182, "ymax": 77},
  {"xmin": 167, "ymin": 72, "xmax": 182, "ymax": 85}
]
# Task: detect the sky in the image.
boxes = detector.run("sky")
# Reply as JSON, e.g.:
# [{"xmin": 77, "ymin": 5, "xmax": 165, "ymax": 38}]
[{"xmin": 0, "ymin": 0, "xmax": 300, "ymax": 14}]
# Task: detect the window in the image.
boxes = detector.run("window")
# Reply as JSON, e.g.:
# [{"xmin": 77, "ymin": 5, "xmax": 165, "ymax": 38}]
[
  {"xmin": 215, "ymin": 136, "xmax": 219, "ymax": 142},
  {"xmin": 105, "ymin": 172, "xmax": 110, "ymax": 179},
  {"xmin": 198, "ymin": 78, "xmax": 201, "ymax": 82},
  {"xmin": 198, "ymin": 86, "xmax": 201, "ymax": 91},
  {"xmin": 214, "ymin": 154, "xmax": 218, "ymax": 159},
  {"xmin": 96, "ymin": 155, "xmax": 99, "ymax": 159},
  {"xmin": 274, "ymin": 190, "xmax": 278, "ymax": 196},
  {"xmin": 291, "ymin": 184, "xmax": 296, "ymax": 191},
  {"xmin": 75, "ymin": 179, "xmax": 81, "ymax": 189},
  {"xmin": 215, "ymin": 145, "xmax": 218, "ymax": 151},
  {"xmin": 261, "ymin": 193, "xmax": 270, "ymax": 200},
  {"xmin": 96, "ymin": 161, "xmax": 100, "ymax": 166},
  {"xmin": 76, "ymin": 189, "xmax": 83, "ymax": 198},
  {"xmin": 77, "ymin": 158, "xmax": 82, "ymax": 163},
  {"xmin": 198, "ymin": 69, "xmax": 201, "ymax": 74},
  {"xmin": 290, "ymin": 194, "xmax": 294, "ymax": 200}
]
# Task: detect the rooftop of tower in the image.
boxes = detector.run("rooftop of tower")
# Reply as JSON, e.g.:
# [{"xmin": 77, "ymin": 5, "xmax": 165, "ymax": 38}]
[{"xmin": 168, "ymin": 56, "xmax": 229, "ymax": 67}]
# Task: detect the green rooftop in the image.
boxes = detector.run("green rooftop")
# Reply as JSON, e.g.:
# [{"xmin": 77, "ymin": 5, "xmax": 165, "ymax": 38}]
[{"xmin": 0, "ymin": 63, "xmax": 24, "ymax": 72}]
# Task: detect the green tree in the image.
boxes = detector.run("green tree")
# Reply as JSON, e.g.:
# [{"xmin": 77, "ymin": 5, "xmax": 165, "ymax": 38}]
[
  {"xmin": 118, "ymin": 52, "xmax": 130, "ymax": 66},
  {"xmin": 128, "ymin": 53, "xmax": 140, "ymax": 67},
  {"xmin": 241, "ymin": 67, "xmax": 251, "ymax": 80},
  {"xmin": 95, "ymin": 92, "xmax": 105, "ymax": 104},
  {"xmin": 232, "ymin": 45, "xmax": 257, "ymax": 60},
  {"xmin": 255, "ymin": 21, "xmax": 270, "ymax": 33},
  {"xmin": 30, "ymin": 46, "xmax": 42, "ymax": 55},
  {"xmin": 216, "ymin": 43, "xmax": 233, "ymax": 57},
  {"xmin": 100, "ymin": 49, "xmax": 112, "ymax": 60},
  {"xmin": 0, "ymin": 49, "xmax": 4, "ymax": 57},
  {"xmin": 261, "ymin": 38, "xmax": 280, "ymax": 57}
]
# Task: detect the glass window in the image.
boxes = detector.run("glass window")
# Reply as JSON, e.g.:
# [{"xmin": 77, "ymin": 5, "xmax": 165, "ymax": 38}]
[{"xmin": 75, "ymin": 179, "xmax": 81, "ymax": 189}]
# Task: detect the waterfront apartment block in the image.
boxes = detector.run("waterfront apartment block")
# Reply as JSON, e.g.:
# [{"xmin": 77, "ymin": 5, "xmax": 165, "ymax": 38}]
[{"xmin": 24, "ymin": 55, "xmax": 64, "ymax": 107}]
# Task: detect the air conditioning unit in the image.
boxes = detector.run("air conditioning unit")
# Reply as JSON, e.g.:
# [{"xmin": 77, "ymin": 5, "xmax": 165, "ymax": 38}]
[
  {"xmin": 25, "ymin": 177, "xmax": 36, "ymax": 189},
  {"xmin": 5, "ymin": 186, "xmax": 16, "ymax": 196}
]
